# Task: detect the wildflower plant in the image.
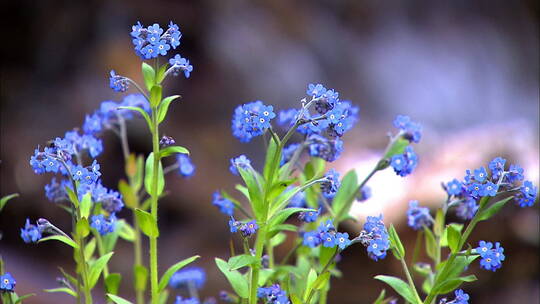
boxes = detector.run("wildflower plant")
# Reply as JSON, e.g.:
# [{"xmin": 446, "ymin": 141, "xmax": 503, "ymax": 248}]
[
  {"xmin": 21, "ymin": 21, "xmax": 199, "ymax": 304},
  {"xmin": 212, "ymin": 83, "xmax": 538, "ymax": 304}
]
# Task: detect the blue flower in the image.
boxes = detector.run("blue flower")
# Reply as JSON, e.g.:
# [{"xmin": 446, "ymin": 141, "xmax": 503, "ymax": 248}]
[
  {"xmin": 326, "ymin": 101, "xmax": 359, "ymax": 137},
  {"xmin": 298, "ymin": 208, "xmax": 320, "ymax": 223},
  {"xmin": 390, "ymin": 146, "xmax": 418, "ymax": 177},
  {"xmin": 231, "ymin": 101, "xmax": 276, "ymax": 142},
  {"xmin": 20, "ymin": 218, "xmax": 42, "ymax": 243},
  {"xmin": 277, "ymin": 109, "xmax": 298, "ymax": 128},
  {"xmin": 258, "ymin": 284, "xmax": 289, "ymax": 304},
  {"xmin": 229, "ymin": 155, "xmax": 251, "ymax": 176},
  {"xmin": 160, "ymin": 135, "xmax": 176, "ymax": 147},
  {"xmin": 174, "ymin": 296, "xmax": 200, "ymax": 304},
  {"xmin": 407, "ymin": 201, "xmax": 432, "ymax": 230},
  {"xmin": 169, "ymin": 54, "xmax": 193, "ymax": 78},
  {"xmin": 240, "ymin": 220, "xmax": 258, "ymax": 237},
  {"xmin": 155, "ymin": 40, "xmax": 171, "ymax": 56},
  {"xmin": 488, "ymin": 157, "xmax": 506, "ymax": 180},
  {"xmin": 306, "ymin": 83, "xmax": 327, "ymax": 98},
  {"xmin": 446, "ymin": 179, "xmax": 462, "ymax": 196},
  {"xmin": 314, "ymin": 88, "xmax": 339, "ymax": 114},
  {"xmin": 475, "ymin": 241, "xmax": 505, "ymax": 272},
  {"xmin": 367, "ymin": 239, "xmax": 389, "ymax": 261},
  {"xmin": 169, "ymin": 267, "xmax": 206, "ymax": 289},
  {"xmin": 356, "ymin": 186, "xmax": 372, "ymax": 202},
  {"xmin": 466, "ymin": 183, "xmax": 483, "ymax": 198},
  {"xmin": 480, "ymin": 181, "xmax": 498, "ymax": 197},
  {"xmin": 302, "ymin": 231, "xmax": 321, "ymax": 248},
  {"xmin": 228, "ymin": 217, "xmax": 241, "ymax": 233},
  {"xmin": 455, "ymin": 198, "xmax": 479, "ymax": 220},
  {"xmin": 321, "ymin": 169, "xmax": 340, "ymax": 198},
  {"xmin": 0, "ymin": 273, "xmax": 16, "ymax": 292},
  {"xmin": 473, "ymin": 167, "xmax": 488, "ymax": 182},
  {"xmin": 281, "ymin": 143, "xmax": 300, "ymax": 166},
  {"xmin": 446, "ymin": 289, "xmax": 470, "ymax": 304},
  {"xmin": 322, "ymin": 232, "xmax": 336, "ymax": 248},
  {"xmin": 516, "ymin": 180, "xmax": 537, "ymax": 207},
  {"xmin": 177, "ymin": 154, "xmax": 196, "ymax": 178},
  {"xmin": 335, "ymin": 232, "xmax": 351, "ymax": 249},
  {"xmin": 109, "ymin": 70, "xmax": 130, "ymax": 92},
  {"xmin": 308, "ymin": 134, "xmax": 343, "ymax": 162},
  {"xmin": 287, "ymin": 190, "xmax": 306, "ymax": 208},
  {"xmin": 212, "ymin": 192, "xmax": 234, "ymax": 216},
  {"xmin": 44, "ymin": 178, "xmax": 71, "ymax": 203},
  {"xmin": 393, "ymin": 115, "xmax": 422, "ymax": 143},
  {"xmin": 360, "ymin": 214, "xmax": 390, "ymax": 261},
  {"xmin": 506, "ymin": 164, "xmax": 524, "ymax": 183},
  {"xmin": 90, "ymin": 214, "xmax": 117, "ymax": 235},
  {"xmin": 141, "ymin": 44, "xmax": 158, "ymax": 59}
]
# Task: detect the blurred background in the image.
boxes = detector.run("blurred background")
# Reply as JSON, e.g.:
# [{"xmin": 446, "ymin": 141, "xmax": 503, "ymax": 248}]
[{"xmin": 1, "ymin": 0, "xmax": 539, "ymax": 303}]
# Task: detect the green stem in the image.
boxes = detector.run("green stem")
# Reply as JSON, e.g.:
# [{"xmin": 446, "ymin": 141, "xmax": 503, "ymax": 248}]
[
  {"xmin": 400, "ymin": 258, "xmax": 422, "ymax": 304},
  {"xmin": 249, "ymin": 227, "xmax": 267, "ymax": 304},
  {"xmin": 95, "ymin": 232, "xmax": 110, "ymax": 279},
  {"xmin": 306, "ymin": 249, "xmax": 339, "ymax": 304},
  {"xmin": 149, "ymin": 104, "xmax": 160, "ymax": 304},
  {"xmin": 133, "ymin": 207, "xmax": 145, "ymax": 304},
  {"xmin": 266, "ymin": 240, "xmax": 275, "ymax": 269}
]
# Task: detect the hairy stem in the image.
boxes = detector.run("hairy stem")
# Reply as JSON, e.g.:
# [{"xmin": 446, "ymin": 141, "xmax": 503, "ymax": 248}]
[{"xmin": 149, "ymin": 104, "xmax": 160, "ymax": 304}]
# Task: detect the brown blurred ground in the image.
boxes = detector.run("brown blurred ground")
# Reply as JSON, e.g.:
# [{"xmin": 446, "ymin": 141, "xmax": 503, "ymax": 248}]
[{"xmin": 1, "ymin": 1, "xmax": 539, "ymax": 303}]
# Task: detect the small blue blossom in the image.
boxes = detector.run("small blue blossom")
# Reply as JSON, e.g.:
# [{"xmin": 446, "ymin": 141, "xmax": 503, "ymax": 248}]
[
  {"xmin": 298, "ymin": 208, "xmax": 320, "ymax": 223},
  {"xmin": 169, "ymin": 267, "xmax": 206, "ymax": 289},
  {"xmin": 228, "ymin": 217, "xmax": 241, "ymax": 233},
  {"xmin": 322, "ymin": 233, "xmax": 336, "ymax": 248},
  {"xmin": 390, "ymin": 146, "xmax": 418, "ymax": 177},
  {"xmin": 20, "ymin": 218, "xmax": 42, "ymax": 243},
  {"xmin": 130, "ymin": 21, "xmax": 182, "ymax": 59},
  {"xmin": 455, "ymin": 198, "xmax": 479, "ymax": 220},
  {"xmin": 229, "ymin": 155, "xmax": 251, "ymax": 176},
  {"xmin": 277, "ymin": 109, "xmax": 298, "ymax": 128},
  {"xmin": 393, "ymin": 115, "xmax": 422, "ymax": 143},
  {"xmin": 326, "ymin": 101, "xmax": 359, "ymax": 137},
  {"xmin": 281, "ymin": 143, "xmax": 300, "ymax": 166},
  {"xmin": 359, "ymin": 214, "xmax": 390, "ymax": 261},
  {"xmin": 516, "ymin": 180, "xmax": 537, "ymax": 207},
  {"xmin": 174, "ymin": 296, "xmax": 199, "ymax": 304},
  {"xmin": 90, "ymin": 214, "xmax": 117, "ymax": 235},
  {"xmin": 160, "ymin": 135, "xmax": 176, "ymax": 147},
  {"xmin": 407, "ymin": 201, "xmax": 432, "ymax": 230},
  {"xmin": 488, "ymin": 157, "xmax": 506, "ymax": 180},
  {"xmin": 475, "ymin": 241, "xmax": 505, "ymax": 272},
  {"xmin": 169, "ymin": 54, "xmax": 193, "ymax": 78},
  {"xmin": 367, "ymin": 238, "xmax": 389, "ymax": 261},
  {"xmin": 446, "ymin": 179, "xmax": 462, "ymax": 196},
  {"xmin": 356, "ymin": 186, "xmax": 372, "ymax": 202},
  {"xmin": 212, "ymin": 192, "xmax": 234, "ymax": 216},
  {"xmin": 231, "ymin": 101, "xmax": 276, "ymax": 142},
  {"xmin": 466, "ymin": 183, "xmax": 483, "ymax": 198},
  {"xmin": 473, "ymin": 167, "xmax": 488, "ymax": 182},
  {"xmin": 0, "ymin": 273, "xmax": 16, "ymax": 292},
  {"xmin": 306, "ymin": 83, "xmax": 327, "ymax": 98},
  {"xmin": 258, "ymin": 284, "xmax": 289, "ymax": 304},
  {"xmin": 321, "ymin": 169, "xmax": 340, "ymax": 198},
  {"xmin": 44, "ymin": 178, "xmax": 71, "ymax": 203},
  {"xmin": 302, "ymin": 231, "xmax": 321, "ymax": 248},
  {"xmin": 335, "ymin": 232, "xmax": 351, "ymax": 249},
  {"xmin": 240, "ymin": 220, "xmax": 258, "ymax": 237},
  {"xmin": 444, "ymin": 289, "xmax": 470, "ymax": 304},
  {"xmin": 177, "ymin": 154, "xmax": 196, "ymax": 178},
  {"xmin": 308, "ymin": 134, "xmax": 343, "ymax": 162},
  {"xmin": 109, "ymin": 70, "xmax": 130, "ymax": 92},
  {"xmin": 506, "ymin": 164, "xmax": 524, "ymax": 183},
  {"xmin": 480, "ymin": 181, "xmax": 498, "ymax": 197}
]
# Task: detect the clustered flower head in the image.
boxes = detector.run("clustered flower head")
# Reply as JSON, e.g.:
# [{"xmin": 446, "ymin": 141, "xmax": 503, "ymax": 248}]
[
  {"xmin": 232, "ymin": 101, "xmax": 276, "ymax": 142},
  {"xmin": 298, "ymin": 208, "xmax": 320, "ymax": 223},
  {"xmin": 406, "ymin": 200, "xmax": 432, "ymax": 230},
  {"xmin": 390, "ymin": 146, "xmax": 418, "ymax": 177},
  {"xmin": 160, "ymin": 135, "xmax": 176, "ymax": 147},
  {"xmin": 0, "ymin": 272, "xmax": 16, "ymax": 292},
  {"xmin": 393, "ymin": 115, "xmax": 422, "ymax": 143},
  {"xmin": 357, "ymin": 215, "xmax": 390, "ymax": 261},
  {"xmin": 177, "ymin": 154, "xmax": 196, "ymax": 178},
  {"xmin": 439, "ymin": 289, "xmax": 469, "ymax": 304},
  {"xmin": 356, "ymin": 186, "xmax": 372, "ymax": 202},
  {"xmin": 307, "ymin": 134, "xmax": 343, "ymax": 162},
  {"xmin": 302, "ymin": 220, "xmax": 351, "ymax": 250},
  {"xmin": 212, "ymin": 192, "xmax": 234, "ymax": 216},
  {"xmin": 131, "ymin": 21, "xmax": 181, "ymax": 60},
  {"xmin": 20, "ymin": 218, "xmax": 42, "ymax": 243},
  {"xmin": 320, "ymin": 169, "xmax": 340, "ymax": 199},
  {"xmin": 229, "ymin": 155, "xmax": 251, "ymax": 176},
  {"xmin": 257, "ymin": 284, "xmax": 290, "ymax": 304},
  {"xmin": 169, "ymin": 267, "xmax": 206, "ymax": 289},
  {"xmin": 90, "ymin": 214, "xmax": 117, "ymax": 235},
  {"xmin": 475, "ymin": 241, "xmax": 505, "ymax": 272}
]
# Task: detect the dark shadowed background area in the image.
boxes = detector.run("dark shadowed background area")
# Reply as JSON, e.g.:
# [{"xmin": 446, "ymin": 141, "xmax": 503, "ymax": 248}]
[{"xmin": 1, "ymin": 0, "xmax": 539, "ymax": 303}]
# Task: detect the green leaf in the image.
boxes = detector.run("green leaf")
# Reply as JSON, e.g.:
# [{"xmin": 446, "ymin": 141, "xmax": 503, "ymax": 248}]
[
  {"xmin": 156, "ymin": 63, "xmax": 169, "ymax": 84},
  {"xmin": 158, "ymin": 290, "xmax": 169, "ymax": 304},
  {"xmin": 117, "ymin": 106, "xmax": 152, "ymax": 132},
  {"xmin": 142, "ymin": 62, "xmax": 156, "ymax": 91},
  {"xmin": 388, "ymin": 225, "xmax": 405, "ymax": 260},
  {"xmin": 431, "ymin": 275, "xmax": 477, "ymax": 295},
  {"xmin": 0, "ymin": 193, "xmax": 18, "ymax": 212},
  {"xmin": 234, "ymin": 184, "xmax": 251, "ymax": 201},
  {"xmin": 144, "ymin": 152, "xmax": 165, "ymax": 197},
  {"xmin": 105, "ymin": 273, "xmax": 122, "ymax": 295},
  {"xmin": 108, "ymin": 294, "xmax": 134, "ymax": 304},
  {"xmin": 38, "ymin": 235, "xmax": 78, "ymax": 249},
  {"xmin": 65, "ymin": 187, "xmax": 79, "ymax": 209},
  {"xmin": 215, "ymin": 258, "xmax": 249, "ymax": 298},
  {"xmin": 434, "ymin": 209, "xmax": 444, "ymax": 237},
  {"xmin": 80, "ymin": 192, "xmax": 92, "ymax": 219},
  {"xmin": 134, "ymin": 265, "xmax": 148, "ymax": 292},
  {"xmin": 435, "ymin": 255, "xmax": 478, "ymax": 288},
  {"xmin": 319, "ymin": 246, "xmax": 337, "ymax": 268},
  {"xmin": 374, "ymin": 275, "xmax": 417, "ymax": 304},
  {"xmin": 159, "ymin": 145, "xmax": 190, "ymax": 158},
  {"xmin": 383, "ymin": 137, "xmax": 409, "ymax": 159},
  {"xmin": 413, "ymin": 263, "xmax": 432, "ymax": 277},
  {"xmin": 238, "ymin": 167, "xmax": 264, "ymax": 221},
  {"xmin": 268, "ymin": 207, "xmax": 314, "ymax": 230},
  {"xmin": 440, "ymin": 223, "xmax": 463, "ymax": 247},
  {"xmin": 158, "ymin": 255, "xmax": 200, "ymax": 292},
  {"xmin": 118, "ymin": 179, "xmax": 137, "ymax": 209},
  {"xmin": 76, "ymin": 218, "xmax": 90, "ymax": 238},
  {"xmin": 158, "ymin": 95, "xmax": 181, "ymax": 123},
  {"xmin": 311, "ymin": 271, "xmax": 330, "ymax": 291},
  {"xmin": 89, "ymin": 252, "xmax": 114, "ymax": 288},
  {"xmin": 270, "ymin": 179, "xmax": 322, "ymax": 217},
  {"xmin": 118, "ymin": 220, "xmax": 136, "ymax": 242},
  {"xmin": 228, "ymin": 254, "xmax": 259, "ymax": 271},
  {"xmin": 135, "ymin": 208, "xmax": 159, "ymax": 238},
  {"xmin": 44, "ymin": 287, "xmax": 76, "ymax": 298},
  {"xmin": 373, "ymin": 289, "xmax": 386, "ymax": 304},
  {"xmin": 263, "ymin": 136, "xmax": 280, "ymax": 183},
  {"xmin": 134, "ymin": 155, "xmax": 145, "ymax": 192},
  {"xmin": 14, "ymin": 293, "xmax": 36, "ymax": 304},
  {"xmin": 291, "ymin": 294, "xmax": 303, "ymax": 304},
  {"xmin": 270, "ymin": 232, "xmax": 287, "ymax": 247},
  {"xmin": 332, "ymin": 170, "xmax": 358, "ymax": 222},
  {"xmin": 150, "ymin": 85, "xmax": 163, "ymax": 107},
  {"xmin": 446, "ymin": 224, "xmax": 461, "ymax": 253},
  {"xmin": 303, "ymin": 268, "xmax": 318, "ymax": 301},
  {"xmin": 477, "ymin": 196, "xmax": 513, "ymax": 222},
  {"xmin": 423, "ymin": 226, "xmax": 437, "ymax": 260},
  {"xmin": 303, "ymin": 157, "xmax": 326, "ymax": 180}
]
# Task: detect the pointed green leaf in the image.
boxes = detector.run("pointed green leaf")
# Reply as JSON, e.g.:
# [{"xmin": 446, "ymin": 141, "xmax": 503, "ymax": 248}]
[
  {"xmin": 108, "ymin": 294, "xmax": 134, "ymax": 304},
  {"xmin": 76, "ymin": 218, "xmax": 90, "ymax": 238},
  {"xmin": 388, "ymin": 225, "xmax": 405, "ymax": 259},
  {"xmin": 65, "ymin": 186, "xmax": 79, "ymax": 209},
  {"xmin": 14, "ymin": 293, "xmax": 36, "ymax": 303},
  {"xmin": 144, "ymin": 152, "xmax": 165, "ymax": 197},
  {"xmin": 44, "ymin": 287, "xmax": 76, "ymax": 297},
  {"xmin": 105, "ymin": 273, "xmax": 122, "ymax": 295},
  {"xmin": 135, "ymin": 208, "xmax": 159, "ymax": 238},
  {"xmin": 38, "ymin": 235, "xmax": 78, "ymax": 249},
  {"xmin": 118, "ymin": 220, "xmax": 136, "ymax": 242},
  {"xmin": 158, "ymin": 95, "xmax": 181, "ymax": 123},
  {"xmin": 423, "ymin": 226, "xmax": 437, "ymax": 260},
  {"xmin": 446, "ymin": 224, "xmax": 461, "ymax": 253},
  {"xmin": 477, "ymin": 196, "xmax": 513, "ymax": 222},
  {"xmin": 150, "ymin": 85, "xmax": 163, "ymax": 107},
  {"xmin": 431, "ymin": 275, "xmax": 477, "ymax": 295},
  {"xmin": 263, "ymin": 136, "xmax": 280, "ymax": 182},
  {"xmin": 158, "ymin": 255, "xmax": 200, "ymax": 292},
  {"xmin": 159, "ymin": 145, "xmax": 189, "ymax": 158},
  {"xmin": 332, "ymin": 170, "xmax": 358, "ymax": 221},
  {"xmin": 89, "ymin": 252, "xmax": 114, "ymax": 288},
  {"xmin": 227, "ymin": 254, "xmax": 259, "ymax": 271},
  {"xmin": 303, "ymin": 268, "xmax": 318, "ymax": 301},
  {"xmin": 0, "ymin": 193, "xmax": 18, "ymax": 212},
  {"xmin": 117, "ymin": 106, "xmax": 152, "ymax": 132},
  {"xmin": 374, "ymin": 275, "xmax": 417, "ymax": 304},
  {"xmin": 373, "ymin": 289, "xmax": 386, "ymax": 304},
  {"xmin": 80, "ymin": 192, "xmax": 92, "ymax": 219},
  {"xmin": 156, "ymin": 63, "xmax": 169, "ymax": 84},
  {"xmin": 142, "ymin": 62, "xmax": 156, "ymax": 91},
  {"xmin": 383, "ymin": 137, "xmax": 409, "ymax": 159},
  {"xmin": 134, "ymin": 265, "xmax": 148, "ymax": 292},
  {"xmin": 238, "ymin": 167, "xmax": 264, "ymax": 220},
  {"xmin": 215, "ymin": 258, "xmax": 249, "ymax": 298}
]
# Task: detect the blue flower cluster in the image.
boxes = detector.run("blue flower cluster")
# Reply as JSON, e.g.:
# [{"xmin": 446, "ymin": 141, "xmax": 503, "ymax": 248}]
[
  {"xmin": 229, "ymin": 155, "xmax": 251, "ymax": 176},
  {"xmin": 393, "ymin": 115, "xmax": 422, "ymax": 143},
  {"xmin": 231, "ymin": 101, "xmax": 276, "ymax": 142},
  {"xmin": 475, "ymin": 241, "xmax": 505, "ymax": 272},
  {"xmin": 406, "ymin": 200, "xmax": 432, "ymax": 230},
  {"xmin": 174, "ymin": 296, "xmax": 200, "ymax": 304},
  {"xmin": 307, "ymin": 134, "xmax": 343, "ymax": 162},
  {"xmin": 280, "ymin": 143, "xmax": 300, "ymax": 165},
  {"xmin": 90, "ymin": 214, "xmax": 117, "ymax": 235},
  {"xmin": 440, "ymin": 289, "xmax": 469, "ymax": 304},
  {"xmin": 131, "ymin": 21, "xmax": 181, "ymax": 59},
  {"xmin": 302, "ymin": 220, "xmax": 351, "ymax": 250},
  {"xmin": 356, "ymin": 186, "xmax": 372, "ymax": 202},
  {"xmin": 83, "ymin": 94, "xmax": 150, "ymax": 135},
  {"xmin": 20, "ymin": 218, "xmax": 42, "ymax": 243},
  {"xmin": 169, "ymin": 267, "xmax": 206, "ymax": 289},
  {"xmin": 390, "ymin": 146, "xmax": 418, "ymax": 177},
  {"xmin": 358, "ymin": 215, "xmax": 390, "ymax": 261},
  {"xmin": 0, "ymin": 272, "xmax": 16, "ymax": 292},
  {"xmin": 320, "ymin": 169, "xmax": 340, "ymax": 199},
  {"xmin": 257, "ymin": 284, "xmax": 290, "ymax": 304},
  {"xmin": 228, "ymin": 218, "xmax": 259, "ymax": 238},
  {"xmin": 298, "ymin": 208, "xmax": 320, "ymax": 223},
  {"xmin": 212, "ymin": 192, "xmax": 234, "ymax": 216},
  {"xmin": 177, "ymin": 154, "xmax": 196, "ymax": 178},
  {"xmin": 444, "ymin": 157, "xmax": 537, "ymax": 219}
]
